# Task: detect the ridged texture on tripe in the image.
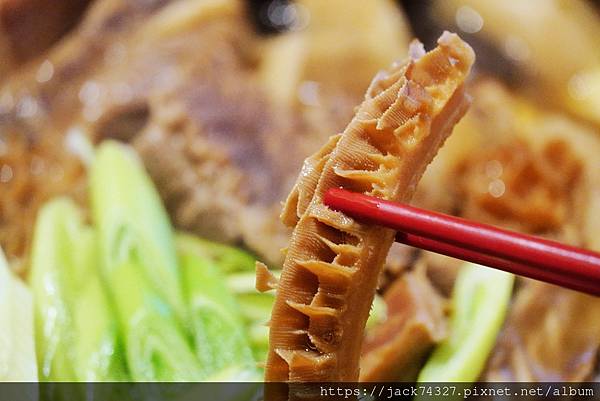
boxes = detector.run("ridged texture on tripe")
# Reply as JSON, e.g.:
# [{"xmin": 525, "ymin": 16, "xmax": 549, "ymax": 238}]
[{"xmin": 264, "ymin": 32, "xmax": 475, "ymax": 385}]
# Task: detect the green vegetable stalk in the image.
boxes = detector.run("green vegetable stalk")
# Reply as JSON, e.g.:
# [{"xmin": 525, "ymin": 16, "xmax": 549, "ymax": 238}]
[
  {"xmin": 29, "ymin": 199, "xmax": 126, "ymax": 381},
  {"xmin": 109, "ymin": 259, "xmax": 202, "ymax": 381},
  {"xmin": 90, "ymin": 141, "xmax": 186, "ymax": 323},
  {"xmin": 176, "ymin": 235, "xmax": 276, "ymax": 362},
  {"xmin": 0, "ymin": 247, "xmax": 37, "ymax": 381},
  {"xmin": 90, "ymin": 141, "xmax": 201, "ymax": 381},
  {"xmin": 177, "ymin": 235, "xmax": 258, "ymax": 381},
  {"xmin": 418, "ymin": 263, "xmax": 514, "ymax": 382},
  {"xmin": 174, "ymin": 237, "xmax": 273, "ymax": 350}
]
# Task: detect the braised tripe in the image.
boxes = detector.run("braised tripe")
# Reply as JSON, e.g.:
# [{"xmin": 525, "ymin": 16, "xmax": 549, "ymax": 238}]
[{"xmin": 260, "ymin": 32, "xmax": 475, "ymax": 384}]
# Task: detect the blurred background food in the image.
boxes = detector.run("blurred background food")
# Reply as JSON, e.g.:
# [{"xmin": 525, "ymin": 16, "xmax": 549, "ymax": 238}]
[
  {"xmin": 1, "ymin": 0, "xmax": 600, "ymax": 384},
  {"xmin": 0, "ymin": 0, "xmax": 91, "ymax": 74}
]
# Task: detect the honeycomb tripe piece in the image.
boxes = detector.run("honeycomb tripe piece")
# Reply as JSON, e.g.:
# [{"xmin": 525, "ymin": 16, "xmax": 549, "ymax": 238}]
[{"xmin": 263, "ymin": 31, "xmax": 475, "ymax": 385}]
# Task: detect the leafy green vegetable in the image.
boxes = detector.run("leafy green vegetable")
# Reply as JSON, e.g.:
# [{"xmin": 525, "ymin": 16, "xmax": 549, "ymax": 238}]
[
  {"xmin": 177, "ymin": 234, "xmax": 258, "ymax": 380},
  {"xmin": 69, "ymin": 207, "xmax": 127, "ymax": 381},
  {"xmin": 90, "ymin": 141, "xmax": 187, "ymax": 323},
  {"xmin": 109, "ymin": 260, "xmax": 202, "ymax": 381},
  {"xmin": 90, "ymin": 141, "xmax": 201, "ymax": 381},
  {"xmin": 418, "ymin": 263, "xmax": 514, "ymax": 382},
  {"xmin": 0, "ymin": 247, "xmax": 37, "ymax": 381},
  {"xmin": 29, "ymin": 198, "xmax": 125, "ymax": 381},
  {"xmin": 174, "ymin": 235, "xmax": 274, "ymax": 362}
]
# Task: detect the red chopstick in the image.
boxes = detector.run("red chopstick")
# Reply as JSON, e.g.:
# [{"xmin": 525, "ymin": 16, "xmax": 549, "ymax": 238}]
[{"xmin": 324, "ymin": 188, "xmax": 600, "ymax": 296}]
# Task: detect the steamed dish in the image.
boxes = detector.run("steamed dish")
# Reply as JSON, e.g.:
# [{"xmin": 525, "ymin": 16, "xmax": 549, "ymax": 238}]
[{"xmin": 1, "ymin": 0, "xmax": 600, "ymax": 387}]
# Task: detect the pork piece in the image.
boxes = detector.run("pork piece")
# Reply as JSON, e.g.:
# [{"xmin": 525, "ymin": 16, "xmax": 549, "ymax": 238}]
[
  {"xmin": 360, "ymin": 266, "xmax": 446, "ymax": 381},
  {"xmin": 112, "ymin": 13, "xmax": 322, "ymax": 263},
  {"xmin": 263, "ymin": 33, "xmax": 474, "ymax": 387},
  {"xmin": 77, "ymin": 0, "xmax": 305, "ymax": 262},
  {"xmin": 132, "ymin": 63, "xmax": 316, "ymax": 262},
  {"xmin": 485, "ymin": 280, "xmax": 600, "ymax": 381}
]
